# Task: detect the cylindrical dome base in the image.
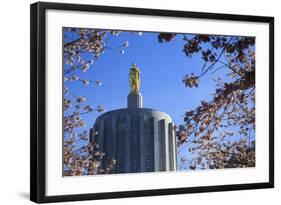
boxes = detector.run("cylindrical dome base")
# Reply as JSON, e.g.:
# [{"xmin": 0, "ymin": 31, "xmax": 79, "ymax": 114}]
[{"xmin": 91, "ymin": 108, "xmax": 177, "ymax": 174}]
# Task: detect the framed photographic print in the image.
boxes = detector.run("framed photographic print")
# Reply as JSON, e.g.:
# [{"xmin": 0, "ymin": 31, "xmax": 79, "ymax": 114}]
[{"xmin": 30, "ymin": 1, "xmax": 274, "ymax": 203}]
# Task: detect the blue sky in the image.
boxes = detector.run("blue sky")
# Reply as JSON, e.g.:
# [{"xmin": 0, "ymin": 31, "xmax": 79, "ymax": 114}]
[{"xmin": 64, "ymin": 31, "xmax": 221, "ymax": 127}]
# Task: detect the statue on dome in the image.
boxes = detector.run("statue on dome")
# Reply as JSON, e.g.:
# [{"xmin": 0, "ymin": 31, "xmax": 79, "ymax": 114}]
[{"xmin": 129, "ymin": 63, "xmax": 141, "ymax": 94}]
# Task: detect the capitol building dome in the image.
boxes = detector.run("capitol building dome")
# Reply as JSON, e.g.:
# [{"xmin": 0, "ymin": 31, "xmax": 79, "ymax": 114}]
[{"xmin": 90, "ymin": 64, "xmax": 177, "ymax": 174}]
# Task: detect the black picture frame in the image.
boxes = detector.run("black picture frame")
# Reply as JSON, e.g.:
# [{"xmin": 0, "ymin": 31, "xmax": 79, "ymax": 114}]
[{"xmin": 30, "ymin": 1, "xmax": 274, "ymax": 203}]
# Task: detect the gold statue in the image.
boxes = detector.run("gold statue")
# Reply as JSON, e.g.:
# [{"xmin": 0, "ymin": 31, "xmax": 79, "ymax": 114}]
[{"xmin": 129, "ymin": 63, "xmax": 140, "ymax": 94}]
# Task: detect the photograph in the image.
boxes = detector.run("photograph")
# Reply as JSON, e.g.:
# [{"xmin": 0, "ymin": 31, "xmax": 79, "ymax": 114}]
[
  {"xmin": 30, "ymin": 2, "xmax": 274, "ymax": 203},
  {"xmin": 0, "ymin": 0, "xmax": 277, "ymax": 204},
  {"xmin": 63, "ymin": 28, "xmax": 256, "ymax": 176}
]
